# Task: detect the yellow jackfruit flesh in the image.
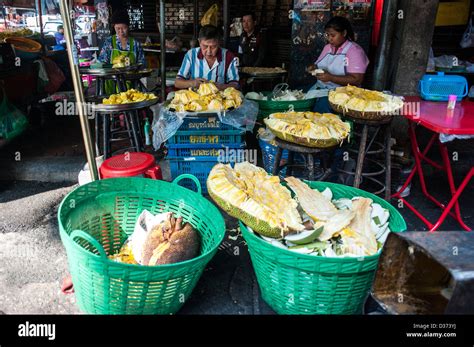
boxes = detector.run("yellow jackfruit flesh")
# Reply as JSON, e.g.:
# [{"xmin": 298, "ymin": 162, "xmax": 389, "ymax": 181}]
[
  {"xmin": 264, "ymin": 111, "xmax": 350, "ymax": 147},
  {"xmin": 102, "ymin": 89, "xmax": 157, "ymax": 105},
  {"xmin": 207, "ymin": 162, "xmax": 304, "ymax": 238},
  {"xmin": 169, "ymin": 82, "xmax": 242, "ymax": 112},
  {"xmin": 328, "ymin": 85, "xmax": 403, "ymax": 113}
]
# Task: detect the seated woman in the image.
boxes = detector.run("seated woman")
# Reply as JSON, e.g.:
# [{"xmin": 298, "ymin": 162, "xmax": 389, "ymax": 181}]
[
  {"xmin": 308, "ymin": 16, "xmax": 369, "ymax": 113},
  {"xmin": 175, "ymin": 25, "xmax": 239, "ymax": 91}
]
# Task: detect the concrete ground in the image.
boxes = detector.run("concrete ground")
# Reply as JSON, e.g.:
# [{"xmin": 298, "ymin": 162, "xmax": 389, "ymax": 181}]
[
  {"xmin": 1, "ymin": 166, "xmax": 472, "ymax": 315},
  {"xmin": 0, "ymin": 115, "xmax": 473, "ymax": 315},
  {"xmin": 0, "ymin": 179, "xmax": 276, "ymax": 315}
]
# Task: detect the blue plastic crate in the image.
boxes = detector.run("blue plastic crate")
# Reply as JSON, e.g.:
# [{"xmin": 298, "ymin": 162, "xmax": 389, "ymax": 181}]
[
  {"xmin": 167, "ymin": 143, "xmax": 246, "ymax": 157},
  {"xmin": 419, "ymin": 72, "xmax": 468, "ymax": 101},
  {"xmin": 179, "ymin": 115, "xmax": 234, "ymax": 131},
  {"xmin": 168, "ymin": 156, "xmax": 243, "ymax": 194},
  {"xmin": 168, "ymin": 129, "xmax": 246, "ymax": 145}
]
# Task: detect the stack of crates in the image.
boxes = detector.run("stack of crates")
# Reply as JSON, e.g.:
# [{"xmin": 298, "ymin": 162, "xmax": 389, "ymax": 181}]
[{"xmin": 167, "ymin": 114, "xmax": 246, "ymax": 194}]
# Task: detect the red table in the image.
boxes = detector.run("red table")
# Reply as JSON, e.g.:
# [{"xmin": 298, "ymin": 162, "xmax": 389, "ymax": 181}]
[{"xmin": 393, "ymin": 96, "xmax": 474, "ymax": 231}]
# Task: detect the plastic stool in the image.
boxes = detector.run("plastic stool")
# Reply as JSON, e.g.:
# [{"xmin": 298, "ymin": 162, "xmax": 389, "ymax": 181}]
[{"xmin": 100, "ymin": 152, "xmax": 162, "ymax": 179}]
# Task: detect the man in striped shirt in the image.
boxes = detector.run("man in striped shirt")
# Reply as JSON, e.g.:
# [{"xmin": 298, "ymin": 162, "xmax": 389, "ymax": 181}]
[{"xmin": 175, "ymin": 25, "xmax": 239, "ymax": 90}]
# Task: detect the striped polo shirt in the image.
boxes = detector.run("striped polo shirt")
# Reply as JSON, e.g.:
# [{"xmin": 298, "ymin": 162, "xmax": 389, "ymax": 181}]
[{"xmin": 177, "ymin": 47, "xmax": 239, "ymax": 84}]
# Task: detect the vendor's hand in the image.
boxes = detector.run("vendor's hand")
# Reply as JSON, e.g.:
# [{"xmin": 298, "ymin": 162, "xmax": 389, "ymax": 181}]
[
  {"xmin": 317, "ymin": 72, "xmax": 333, "ymax": 83},
  {"xmin": 306, "ymin": 64, "xmax": 316, "ymax": 74},
  {"xmin": 192, "ymin": 78, "xmax": 208, "ymax": 88}
]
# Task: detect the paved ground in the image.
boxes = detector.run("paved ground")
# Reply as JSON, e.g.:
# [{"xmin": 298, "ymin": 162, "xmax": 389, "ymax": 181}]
[
  {"xmin": 0, "ymin": 181, "xmax": 80, "ymax": 314},
  {"xmin": 0, "ymin": 166, "xmax": 472, "ymax": 315},
  {"xmin": 0, "ymin": 115, "xmax": 473, "ymax": 315},
  {"xmin": 0, "ymin": 180, "xmax": 277, "ymax": 315}
]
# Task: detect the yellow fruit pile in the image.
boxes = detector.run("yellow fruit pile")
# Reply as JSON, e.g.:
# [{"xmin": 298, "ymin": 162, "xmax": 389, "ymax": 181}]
[
  {"xmin": 169, "ymin": 82, "xmax": 242, "ymax": 112},
  {"xmin": 112, "ymin": 55, "xmax": 129, "ymax": 68},
  {"xmin": 329, "ymin": 85, "xmax": 403, "ymax": 113},
  {"xmin": 102, "ymin": 89, "xmax": 157, "ymax": 104},
  {"xmin": 0, "ymin": 28, "xmax": 33, "ymax": 41},
  {"xmin": 264, "ymin": 111, "xmax": 350, "ymax": 148}
]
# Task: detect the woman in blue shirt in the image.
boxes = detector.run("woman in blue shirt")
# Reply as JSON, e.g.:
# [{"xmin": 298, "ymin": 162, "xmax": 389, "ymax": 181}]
[{"xmin": 98, "ymin": 10, "xmax": 145, "ymax": 67}]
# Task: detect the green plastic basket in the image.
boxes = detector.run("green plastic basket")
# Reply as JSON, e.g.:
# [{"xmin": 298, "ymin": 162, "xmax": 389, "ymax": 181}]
[
  {"xmin": 247, "ymin": 92, "xmax": 317, "ymax": 121},
  {"xmin": 240, "ymin": 181, "xmax": 406, "ymax": 315},
  {"xmin": 58, "ymin": 175, "xmax": 225, "ymax": 315}
]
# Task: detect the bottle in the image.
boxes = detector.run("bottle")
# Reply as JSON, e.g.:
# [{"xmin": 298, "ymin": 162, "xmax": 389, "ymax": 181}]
[
  {"xmin": 447, "ymin": 95, "xmax": 457, "ymax": 110},
  {"xmin": 144, "ymin": 118, "xmax": 151, "ymax": 146}
]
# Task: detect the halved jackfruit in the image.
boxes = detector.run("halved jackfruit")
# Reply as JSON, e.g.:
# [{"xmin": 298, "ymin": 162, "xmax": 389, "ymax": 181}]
[
  {"xmin": 328, "ymin": 85, "xmax": 404, "ymax": 114},
  {"xmin": 265, "ymin": 112, "xmax": 350, "ymax": 148},
  {"xmin": 207, "ymin": 162, "xmax": 304, "ymax": 238}
]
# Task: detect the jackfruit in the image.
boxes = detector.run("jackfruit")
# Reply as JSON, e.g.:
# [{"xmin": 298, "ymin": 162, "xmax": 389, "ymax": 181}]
[
  {"xmin": 169, "ymin": 83, "xmax": 242, "ymax": 112},
  {"xmin": 207, "ymin": 162, "xmax": 304, "ymax": 238},
  {"xmin": 197, "ymin": 82, "xmax": 219, "ymax": 96},
  {"xmin": 264, "ymin": 111, "xmax": 350, "ymax": 148},
  {"xmin": 328, "ymin": 85, "xmax": 404, "ymax": 114}
]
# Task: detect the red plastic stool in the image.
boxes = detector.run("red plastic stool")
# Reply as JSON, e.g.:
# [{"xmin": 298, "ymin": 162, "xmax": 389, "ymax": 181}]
[{"xmin": 99, "ymin": 152, "xmax": 163, "ymax": 179}]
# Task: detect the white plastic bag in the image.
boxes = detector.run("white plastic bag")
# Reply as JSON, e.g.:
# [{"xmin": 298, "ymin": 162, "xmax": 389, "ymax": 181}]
[
  {"xmin": 460, "ymin": 16, "xmax": 474, "ymax": 48},
  {"xmin": 151, "ymin": 103, "xmax": 186, "ymax": 150},
  {"xmin": 217, "ymin": 98, "xmax": 258, "ymax": 131},
  {"xmin": 427, "ymin": 47, "xmax": 435, "ymax": 72}
]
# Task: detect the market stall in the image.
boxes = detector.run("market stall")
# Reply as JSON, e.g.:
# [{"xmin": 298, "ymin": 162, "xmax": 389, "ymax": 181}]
[{"xmin": 46, "ymin": 0, "xmax": 472, "ymax": 318}]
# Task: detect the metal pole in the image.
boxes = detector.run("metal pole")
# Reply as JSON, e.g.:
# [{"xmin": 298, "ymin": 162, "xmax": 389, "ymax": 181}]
[
  {"xmin": 193, "ymin": 0, "xmax": 199, "ymax": 40},
  {"xmin": 59, "ymin": 0, "xmax": 99, "ymax": 181},
  {"xmin": 223, "ymin": 0, "xmax": 229, "ymax": 48},
  {"xmin": 160, "ymin": 0, "xmax": 166, "ymax": 102},
  {"xmin": 36, "ymin": 0, "xmax": 46, "ymax": 55}
]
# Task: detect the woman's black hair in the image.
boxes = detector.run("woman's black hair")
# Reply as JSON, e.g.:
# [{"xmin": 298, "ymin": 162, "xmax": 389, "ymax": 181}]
[
  {"xmin": 111, "ymin": 10, "xmax": 130, "ymax": 26},
  {"xmin": 325, "ymin": 16, "xmax": 355, "ymax": 41},
  {"xmin": 198, "ymin": 25, "xmax": 222, "ymax": 41}
]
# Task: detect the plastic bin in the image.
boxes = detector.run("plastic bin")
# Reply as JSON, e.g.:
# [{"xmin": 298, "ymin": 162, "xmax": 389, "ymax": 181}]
[
  {"xmin": 167, "ymin": 143, "xmax": 245, "ymax": 158},
  {"xmin": 419, "ymin": 72, "xmax": 468, "ymax": 101},
  {"xmin": 179, "ymin": 114, "xmax": 234, "ymax": 131},
  {"xmin": 167, "ymin": 129, "xmax": 246, "ymax": 145},
  {"xmin": 247, "ymin": 92, "xmax": 317, "ymax": 120},
  {"xmin": 240, "ymin": 181, "xmax": 407, "ymax": 314},
  {"xmin": 58, "ymin": 176, "xmax": 225, "ymax": 314},
  {"xmin": 168, "ymin": 156, "xmax": 244, "ymax": 194}
]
